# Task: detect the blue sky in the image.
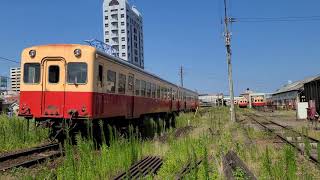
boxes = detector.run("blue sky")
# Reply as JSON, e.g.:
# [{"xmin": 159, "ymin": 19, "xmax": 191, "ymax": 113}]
[{"xmin": 0, "ymin": 0, "xmax": 319, "ymax": 95}]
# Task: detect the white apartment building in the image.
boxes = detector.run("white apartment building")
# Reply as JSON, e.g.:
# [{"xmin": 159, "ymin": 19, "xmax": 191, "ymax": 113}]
[
  {"xmin": 10, "ymin": 67, "xmax": 21, "ymax": 92},
  {"xmin": 103, "ymin": 0, "xmax": 144, "ymax": 69}
]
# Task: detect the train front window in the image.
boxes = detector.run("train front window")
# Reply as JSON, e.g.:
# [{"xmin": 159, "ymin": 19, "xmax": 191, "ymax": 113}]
[
  {"xmin": 24, "ymin": 63, "xmax": 40, "ymax": 84},
  {"xmin": 48, "ymin": 65, "xmax": 60, "ymax": 83},
  {"xmin": 67, "ymin": 63, "xmax": 87, "ymax": 84}
]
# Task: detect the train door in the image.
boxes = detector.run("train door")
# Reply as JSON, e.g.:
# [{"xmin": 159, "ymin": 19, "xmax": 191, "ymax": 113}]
[
  {"xmin": 127, "ymin": 74, "xmax": 135, "ymax": 118},
  {"xmin": 41, "ymin": 58, "xmax": 66, "ymax": 117}
]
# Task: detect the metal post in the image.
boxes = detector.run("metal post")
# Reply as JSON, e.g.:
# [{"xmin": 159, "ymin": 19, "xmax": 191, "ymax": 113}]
[
  {"xmin": 223, "ymin": 0, "xmax": 236, "ymax": 122},
  {"xmin": 180, "ymin": 66, "xmax": 184, "ymax": 88}
]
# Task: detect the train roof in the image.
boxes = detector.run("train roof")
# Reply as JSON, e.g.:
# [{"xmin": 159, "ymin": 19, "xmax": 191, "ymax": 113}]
[{"xmin": 96, "ymin": 48, "xmax": 198, "ymax": 95}]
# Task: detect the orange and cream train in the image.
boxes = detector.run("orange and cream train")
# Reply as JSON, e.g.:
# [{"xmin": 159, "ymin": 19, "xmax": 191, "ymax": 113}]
[{"xmin": 19, "ymin": 44, "xmax": 199, "ymax": 137}]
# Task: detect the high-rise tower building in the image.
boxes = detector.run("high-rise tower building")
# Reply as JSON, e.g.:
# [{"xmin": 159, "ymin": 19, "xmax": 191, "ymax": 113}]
[
  {"xmin": 103, "ymin": 0, "xmax": 144, "ymax": 69},
  {"xmin": 10, "ymin": 67, "xmax": 21, "ymax": 92}
]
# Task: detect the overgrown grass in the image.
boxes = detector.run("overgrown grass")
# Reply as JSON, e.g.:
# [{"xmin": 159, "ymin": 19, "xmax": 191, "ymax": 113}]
[
  {"xmin": 56, "ymin": 126, "xmax": 154, "ymax": 179},
  {"xmin": 0, "ymin": 115, "xmax": 48, "ymax": 153},
  {"xmin": 4, "ymin": 107, "xmax": 320, "ymax": 179}
]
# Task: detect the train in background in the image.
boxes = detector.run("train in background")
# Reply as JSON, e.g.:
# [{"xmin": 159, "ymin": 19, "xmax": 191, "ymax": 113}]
[
  {"xmin": 251, "ymin": 96, "xmax": 266, "ymax": 108},
  {"xmin": 238, "ymin": 97, "xmax": 249, "ymax": 108},
  {"xmin": 19, "ymin": 44, "xmax": 199, "ymax": 139}
]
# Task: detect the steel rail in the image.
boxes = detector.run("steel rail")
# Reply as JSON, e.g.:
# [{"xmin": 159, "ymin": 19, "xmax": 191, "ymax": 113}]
[
  {"xmin": 175, "ymin": 159, "xmax": 203, "ymax": 180},
  {"xmin": 248, "ymin": 115, "xmax": 320, "ymax": 165},
  {"xmin": 0, "ymin": 142, "xmax": 62, "ymax": 171},
  {"xmin": 269, "ymin": 120, "xmax": 319, "ymax": 143}
]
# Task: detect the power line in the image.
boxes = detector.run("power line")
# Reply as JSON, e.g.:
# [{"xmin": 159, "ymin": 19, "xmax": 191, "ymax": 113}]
[
  {"xmin": 234, "ymin": 15, "xmax": 320, "ymax": 23},
  {"xmin": 0, "ymin": 56, "xmax": 20, "ymax": 64}
]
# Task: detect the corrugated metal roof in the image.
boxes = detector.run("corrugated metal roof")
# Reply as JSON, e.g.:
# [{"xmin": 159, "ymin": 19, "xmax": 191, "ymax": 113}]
[{"xmin": 273, "ymin": 75, "xmax": 320, "ymax": 95}]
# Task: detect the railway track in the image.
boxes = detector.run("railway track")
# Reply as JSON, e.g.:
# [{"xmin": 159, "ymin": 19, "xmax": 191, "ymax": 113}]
[
  {"xmin": 246, "ymin": 114, "xmax": 320, "ymax": 165},
  {"xmin": 113, "ymin": 156, "xmax": 163, "ymax": 179},
  {"xmin": 223, "ymin": 151, "xmax": 257, "ymax": 180},
  {"xmin": 175, "ymin": 158, "xmax": 203, "ymax": 180},
  {"xmin": 0, "ymin": 142, "xmax": 62, "ymax": 171}
]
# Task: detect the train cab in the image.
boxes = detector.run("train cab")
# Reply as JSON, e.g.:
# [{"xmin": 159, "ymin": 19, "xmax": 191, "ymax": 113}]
[
  {"xmin": 238, "ymin": 98, "xmax": 248, "ymax": 108},
  {"xmin": 252, "ymin": 96, "xmax": 266, "ymax": 107}
]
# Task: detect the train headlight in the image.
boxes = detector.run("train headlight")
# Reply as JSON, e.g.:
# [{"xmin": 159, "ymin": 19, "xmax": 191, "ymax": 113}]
[
  {"xmin": 29, "ymin": 50, "xmax": 36, "ymax": 58},
  {"xmin": 74, "ymin": 49, "xmax": 82, "ymax": 57}
]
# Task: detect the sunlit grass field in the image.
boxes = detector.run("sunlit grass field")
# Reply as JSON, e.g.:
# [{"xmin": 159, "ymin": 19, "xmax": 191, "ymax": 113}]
[
  {"xmin": 2, "ymin": 108, "xmax": 320, "ymax": 179},
  {"xmin": 0, "ymin": 114, "xmax": 48, "ymax": 153}
]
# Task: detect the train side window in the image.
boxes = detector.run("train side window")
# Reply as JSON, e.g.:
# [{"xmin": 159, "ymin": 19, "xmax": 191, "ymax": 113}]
[
  {"xmin": 48, "ymin": 65, "xmax": 60, "ymax": 83},
  {"xmin": 128, "ymin": 75, "xmax": 134, "ymax": 92},
  {"xmin": 151, "ymin": 84, "xmax": 156, "ymax": 98},
  {"xmin": 141, "ymin": 80, "xmax": 146, "ymax": 96},
  {"xmin": 157, "ymin": 85, "xmax": 161, "ymax": 99},
  {"xmin": 98, "ymin": 65, "xmax": 103, "ymax": 85},
  {"xmin": 67, "ymin": 63, "xmax": 87, "ymax": 84},
  {"xmin": 118, "ymin": 74, "xmax": 126, "ymax": 94},
  {"xmin": 24, "ymin": 63, "xmax": 40, "ymax": 84},
  {"xmin": 135, "ymin": 79, "xmax": 140, "ymax": 96},
  {"xmin": 146, "ymin": 82, "xmax": 151, "ymax": 97},
  {"xmin": 107, "ymin": 70, "xmax": 116, "ymax": 93}
]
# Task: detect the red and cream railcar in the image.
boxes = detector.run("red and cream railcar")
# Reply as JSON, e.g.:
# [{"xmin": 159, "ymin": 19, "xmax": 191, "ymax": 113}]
[
  {"xmin": 19, "ymin": 44, "xmax": 198, "ymax": 123},
  {"xmin": 251, "ymin": 96, "xmax": 266, "ymax": 107},
  {"xmin": 238, "ymin": 98, "xmax": 248, "ymax": 108}
]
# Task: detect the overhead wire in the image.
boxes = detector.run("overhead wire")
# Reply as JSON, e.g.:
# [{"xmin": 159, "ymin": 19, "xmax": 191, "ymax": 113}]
[
  {"xmin": 0, "ymin": 56, "xmax": 20, "ymax": 64},
  {"xmin": 234, "ymin": 15, "xmax": 320, "ymax": 23}
]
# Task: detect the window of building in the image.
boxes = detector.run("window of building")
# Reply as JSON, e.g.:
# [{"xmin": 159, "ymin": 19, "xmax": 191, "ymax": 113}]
[
  {"xmin": 48, "ymin": 65, "xmax": 59, "ymax": 83},
  {"xmin": 146, "ymin": 82, "xmax": 151, "ymax": 97},
  {"xmin": 121, "ymin": 37, "xmax": 125, "ymax": 41},
  {"xmin": 105, "ymin": 16, "xmax": 108, "ymax": 20},
  {"xmin": 105, "ymin": 24, "xmax": 108, "ymax": 27},
  {"xmin": 121, "ymin": 14, "xmax": 124, "ymax": 18},
  {"xmin": 121, "ymin": 22, "xmax": 125, "ymax": 26},
  {"xmin": 121, "ymin": 29, "xmax": 125, "ymax": 33},
  {"xmin": 106, "ymin": 31, "xmax": 109, "ymax": 35},
  {"xmin": 111, "ymin": 9, "xmax": 118, "ymax": 12},
  {"xmin": 23, "ymin": 63, "xmax": 40, "ymax": 84},
  {"xmin": 122, "ymin": 45, "xmax": 126, "ymax": 49},
  {"xmin": 121, "ymin": 8, "xmax": 124, "ymax": 10},
  {"xmin": 106, "ymin": 39, "xmax": 109, "ymax": 43},
  {"xmin": 128, "ymin": 75, "xmax": 134, "ymax": 92},
  {"xmin": 67, "ymin": 63, "xmax": 87, "ymax": 84},
  {"xmin": 135, "ymin": 57, "xmax": 138, "ymax": 62},
  {"xmin": 122, "ymin": 53, "xmax": 126, "ymax": 57},
  {"xmin": 135, "ymin": 79, "xmax": 140, "ymax": 95},
  {"xmin": 107, "ymin": 70, "xmax": 116, "ymax": 93},
  {"xmin": 109, "ymin": 0, "xmax": 119, "ymax": 6},
  {"xmin": 141, "ymin": 80, "xmax": 146, "ymax": 96},
  {"xmin": 118, "ymin": 74, "xmax": 126, "ymax": 94}
]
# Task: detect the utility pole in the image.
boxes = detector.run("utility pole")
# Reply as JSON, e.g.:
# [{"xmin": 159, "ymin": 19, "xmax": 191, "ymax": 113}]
[
  {"xmin": 179, "ymin": 66, "xmax": 184, "ymax": 88},
  {"xmin": 223, "ymin": 0, "xmax": 236, "ymax": 122}
]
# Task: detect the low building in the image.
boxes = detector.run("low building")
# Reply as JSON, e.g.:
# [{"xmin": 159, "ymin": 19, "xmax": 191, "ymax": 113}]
[
  {"xmin": 304, "ymin": 76, "xmax": 320, "ymax": 114},
  {"xmin": 199, "ymin": 93, "xmax": 224, "ymax": 107},
  {"xmin": 271, "ymin": 76, "xmax": 319, "ymax": 110}
]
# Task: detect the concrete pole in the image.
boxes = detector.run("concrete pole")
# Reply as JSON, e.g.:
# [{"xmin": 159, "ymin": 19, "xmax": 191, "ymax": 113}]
[{"xmin": 223, "ymin": 0, "xmax": 236, "ymax": 122}]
